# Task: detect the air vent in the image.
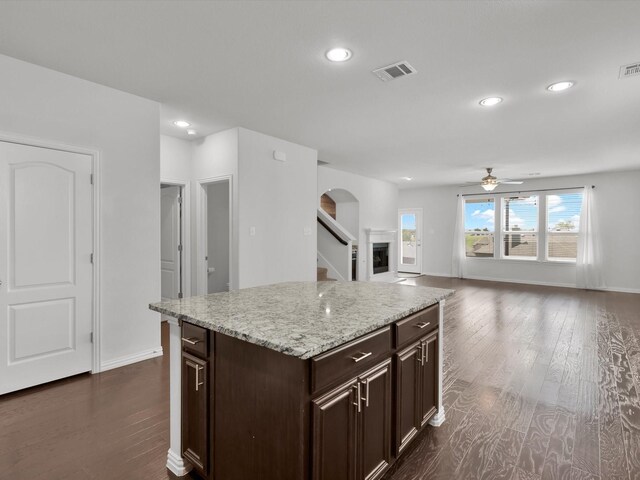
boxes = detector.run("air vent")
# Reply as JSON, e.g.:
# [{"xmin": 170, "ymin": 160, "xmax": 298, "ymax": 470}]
[
  {"xmin": 372, "ymin": 61, "xmax": 416, "ymax": 82},
  {"xmin": 619, "ymin": 61, "xmax": 640, "ymax": 79}
]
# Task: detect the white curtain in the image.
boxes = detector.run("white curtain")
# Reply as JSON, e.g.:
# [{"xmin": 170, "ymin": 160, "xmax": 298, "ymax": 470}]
[
  {"xmin": 576, "ymin": 186, "xmax": 604, "ymax": 289},
  {"xmin": 451, "ymin": 195, "xmax": 465, "ymax": 278}
]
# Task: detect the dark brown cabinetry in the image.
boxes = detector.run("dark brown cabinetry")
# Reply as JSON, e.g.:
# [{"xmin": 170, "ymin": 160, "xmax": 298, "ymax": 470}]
[
  {"xmin": 181, "ymin": 324, "xmax": 210, "ymax": 477},
  {"xmin": 180, "ymin": 304, "xmax": 442, "ymax": 480},
  {"xmin": 395, "ymin": 330, "xmax": 439, "ymax": 454},
  {"xmin": 312, "ymin": 359, "xmax": 392, "ymax": 480}
]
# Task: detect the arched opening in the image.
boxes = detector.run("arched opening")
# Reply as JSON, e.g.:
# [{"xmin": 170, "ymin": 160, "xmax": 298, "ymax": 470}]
[{"xmin": 318, "ymin": 189, "xmax": 360, "ymax": 281}]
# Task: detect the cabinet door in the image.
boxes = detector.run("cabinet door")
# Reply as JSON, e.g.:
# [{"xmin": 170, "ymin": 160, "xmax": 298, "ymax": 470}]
[
  {"xmin": 420, "ymin": 333, "xmax": 439, "ymax": 426},
  {"xmin": 313, "ymin": 380, "xmax": 358, "ymax": 480},
  {"xmin": 182, "ymin": 352, "xmax": 209, "ymax": 475},
  {"xmin": 358, "ymin": 360, "xmax": 392, "ymax": 480},
  {"xmin": 395, "ymin": 341, "xmax": 422, "ymax": 454}
]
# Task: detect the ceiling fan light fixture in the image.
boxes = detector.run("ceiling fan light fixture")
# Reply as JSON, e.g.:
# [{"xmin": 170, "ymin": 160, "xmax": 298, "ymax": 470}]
[{"xmin": 482, "ymin": 182, "xmax": 498, "ymax": 192}]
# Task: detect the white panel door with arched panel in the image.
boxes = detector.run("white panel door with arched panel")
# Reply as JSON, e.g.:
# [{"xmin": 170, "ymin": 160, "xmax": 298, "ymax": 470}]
[
  {"xmin": 398, "ymin": 209, "xmax": 422, "ymax": 274},
  {"xmin": 0, "ymin": 141, "xmax": 93, "ymax": 395}
]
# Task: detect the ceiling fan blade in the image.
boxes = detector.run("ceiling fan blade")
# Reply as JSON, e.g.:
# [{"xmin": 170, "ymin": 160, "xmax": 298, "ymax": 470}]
[
  {"xmin": 458, "ymin": 183, "xmax": 481, "ymax": 187},
  {"xmin": 497, "ymin": 180, "xmax": 523, "ymax": 185}
]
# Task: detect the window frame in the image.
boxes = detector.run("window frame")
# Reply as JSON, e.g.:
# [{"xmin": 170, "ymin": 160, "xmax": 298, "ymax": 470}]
[
  {"xmin": 544, "ymin": 188, "xmax": 583, "ymax": 263},
  {"xmin": 463, "ymin": 196, "xmax": 496, "ymax": 259},
  {"xmin": 462, "ymin": 188, "xmax": 583, "ymax": 264},
  {"xmin": 500, "ymin": 195, "xmax": 539, "ymax": 261}
]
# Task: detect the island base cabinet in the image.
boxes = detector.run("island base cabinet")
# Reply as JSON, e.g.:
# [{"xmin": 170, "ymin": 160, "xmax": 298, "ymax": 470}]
[
  {"xmin": 312, "ymin": 359, "xmax": 392, "ymax": 480},
  {"xmin": 359, "ymin": 360, "xmax": 392, "ymax": 480},
  {"xmin": 420, "ymin": 333, "xmax": 438, "ymax": 426},
  {"xmin": 312, "ymin": 379, "xmax": 358, "ymax": 480},
  {"xmin": 182, "ymin": 352, "xmax": 209, "ymax": 476},
  {"xmin": 395, "ymin": 330, "xmax": 439, "ymax": 454}
]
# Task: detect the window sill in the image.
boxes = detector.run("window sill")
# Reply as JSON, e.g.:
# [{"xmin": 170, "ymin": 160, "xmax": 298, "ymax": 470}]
[{"xmin": 465, "ymin": 257, "xmax": 576, "ymax": 266}]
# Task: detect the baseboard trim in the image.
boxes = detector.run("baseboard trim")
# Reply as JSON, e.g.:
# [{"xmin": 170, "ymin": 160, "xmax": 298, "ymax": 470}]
[
  {"xmin": 99, "ymin": 347, "xmax": 164, "ymax": 372},
  {"xmin": 426, "ymin": 273, "xmax": 640, "ymax": 295},
  {"xmin": 599, "ymin": 286, "xmax": 640, "ymax": 294},
  {"xmin": 422, "ymin": 271, "xmax": 455, "ymax": 278},
  {"xmin": 166, "ymin": 448, "xmax": 192, "ymax": 476},
  {"xmin": 462, "ymin": 274, "xmax": 577, "ymax": 290}
]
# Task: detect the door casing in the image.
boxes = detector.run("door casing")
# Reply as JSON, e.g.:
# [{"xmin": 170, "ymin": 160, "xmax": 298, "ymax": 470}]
[{"xmin": 0, "ymin": 131, "xmax": 101, "ymax": 373}]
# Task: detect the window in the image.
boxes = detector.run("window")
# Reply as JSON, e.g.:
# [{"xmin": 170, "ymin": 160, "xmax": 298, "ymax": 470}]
[
  {"xmin": 502, "ymin": 195, "xmax": 538, "ymax": 259},
  {"xmin": 464, "ymin": 198, "xmax": 495, "ymax": 257},
  {"xmin": 546, "ymin": 192, "xmax": 583, "ymax": 261}
]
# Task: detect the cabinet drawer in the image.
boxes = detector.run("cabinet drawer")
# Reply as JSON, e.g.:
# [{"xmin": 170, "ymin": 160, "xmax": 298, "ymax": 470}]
[
  {"xmin": 394, "ymin": 305, "xmax": 438, "ymax": 348},
  {"xmin": 311, "ymin": 327, "xmax": 391, "ymax": 394},
  {"xmin": 181, "ymin": 322, "xmax": 209, "ymax": 357}
]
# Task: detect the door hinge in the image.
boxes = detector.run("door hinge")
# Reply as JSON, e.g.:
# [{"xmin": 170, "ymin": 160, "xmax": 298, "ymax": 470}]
[
  {"xmin": 90, "ymin": 253, "xmax": 94, "ymax": 264},
  {"xmin": 178, "ymin": 292, "xmax": 183, "ymax": 299},
  {"xmin": 90, "ymin": 332, "xmax": 94, "ymax": 343},
  {"xmin": 90, "ymin": 174, "xmax": 94, "ymax": 185},
  {"xmin": 178, "ymin": 244, "xmax": 183, "ymax": 252},
  {"xmin": 178, "ymin": 196, "xmax": 183, "ymax": 204}
]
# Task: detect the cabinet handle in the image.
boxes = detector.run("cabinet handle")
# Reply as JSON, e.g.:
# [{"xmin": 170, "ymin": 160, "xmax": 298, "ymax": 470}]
[
  {"xmin": 182, "ymin": 337, "xmax": 202, "ymax": 345},
  {"xmin": 352, "ymin": 383, "xmax": 361, "ymax": 413},
  {"xmin": 415, "ymin": 322, "xmax": 431, "ymax": 329},
  {"xmin": 185, "ymin": 359, "xmax": 205, "ymax": 392},
  {"xmin": 423, "ymin": 340, "xmax": 429, "ymax": 364},
  {"xmin": 351, "ymin": 351, "xmax": 372, "ymax": 363},
  {"xmin": 362, "ymin": 379, "xmax": 370, "ymax": 408},
  {"xmin": 416, "ymin": 344, "xmax": 424, "ymax": 366}
]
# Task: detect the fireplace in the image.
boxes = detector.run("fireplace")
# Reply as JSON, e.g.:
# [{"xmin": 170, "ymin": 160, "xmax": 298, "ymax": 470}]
[
  {"xmin": 365, "ymin": 229, "xmax": 397, "ymax": 281},
  {"xmin": 372, "ymin": 243, "xmax": 389, "ymax": 274}
]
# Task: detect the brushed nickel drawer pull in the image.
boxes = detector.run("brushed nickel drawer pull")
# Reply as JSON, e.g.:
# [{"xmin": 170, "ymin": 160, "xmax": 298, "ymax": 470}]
[
  {"xmin": 362, "ymin": 379, "xmax": 370, "ymax": 408},
  {"xmin": 182, "ymin": 337, "xmax": 202, "ymax": 345},
  {"xmin": 185, "ymin": 360, "xmax": 205, "ymax": 392},
  {"xmin": 352, "ymin": 383, "xmax": 361, "ymax": 413},
  {"xmin": 415, "ymin": 322, "xmax": 431, "ymax": 329},
  {"xmin": 351, "ymin": 351, "xmax": 372, "ymax": 363}
]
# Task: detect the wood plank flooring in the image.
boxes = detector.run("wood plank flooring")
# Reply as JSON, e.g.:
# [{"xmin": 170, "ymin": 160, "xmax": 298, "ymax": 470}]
[
  {"xmin": 384, "ymin": 276, "xmax": 640, "ymax": 480},
  {"xmin": 0, "ymin": 276, "xmax": 638, "ymax": 479}
]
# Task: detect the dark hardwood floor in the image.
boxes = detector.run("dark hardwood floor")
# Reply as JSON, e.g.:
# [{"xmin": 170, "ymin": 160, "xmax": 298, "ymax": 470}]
[{"xmin": 1, "ymin": 277, "xmax": 639, "ymax": 480}]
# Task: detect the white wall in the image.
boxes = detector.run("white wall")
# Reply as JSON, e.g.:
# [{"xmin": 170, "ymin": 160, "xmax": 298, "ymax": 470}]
[
  {"xmin": 318, "ymin": 166, "xmax": 399, "ymax": 281},
  {"xmin": 0, "ymin": 54, "xmax": 161, "ymax": 369},
  {"xmin": 237, "ymin": 128, "xmax": 317, "ymax": 288},
  {"xmin": 207, "ymin": 181, "xmax": 230, "ymax": 293},
  {"xmin": 399, "ymin": 169, "xmax": 640, "ymax": 293},
  {"xmin": 190, "ymin": 128, "xmax": 239, "ymax": 292},
  {"xmin": 161, "ymin": 127, "xmax": 318, "ymax": 291},
  {"xmin": 160, "ymin": 135, "xmax": 192, "ymax": 183}
]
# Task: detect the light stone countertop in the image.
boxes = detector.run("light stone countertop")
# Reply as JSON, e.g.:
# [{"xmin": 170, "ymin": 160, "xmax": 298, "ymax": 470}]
[{"xmin": 149, "ymin": 281, "xmax": 454, "ymax": 359}]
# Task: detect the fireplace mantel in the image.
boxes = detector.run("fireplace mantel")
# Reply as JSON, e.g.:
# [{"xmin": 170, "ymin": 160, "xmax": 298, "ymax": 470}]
[{"xmin": 365, "ymin": 229, "xmax": 398, "ymax": 281}]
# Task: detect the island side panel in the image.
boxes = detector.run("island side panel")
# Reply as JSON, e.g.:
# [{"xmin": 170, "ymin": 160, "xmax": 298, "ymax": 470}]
[
  {"xmin": 214, "ymin": 332, "xmax": 310, "ymax": 480},
  {"xmin": 428, "ymin": 299, "xmax": 446, "ymax": 427},
  {"xmin": 166, "ymin": 318, "xmax": 192, "ymax": 475}
]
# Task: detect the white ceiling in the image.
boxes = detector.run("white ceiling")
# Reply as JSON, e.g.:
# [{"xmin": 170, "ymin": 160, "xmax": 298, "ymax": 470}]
[{"xmin": 1, "ymin": 1, "xmax": 639, "ymax": 188}]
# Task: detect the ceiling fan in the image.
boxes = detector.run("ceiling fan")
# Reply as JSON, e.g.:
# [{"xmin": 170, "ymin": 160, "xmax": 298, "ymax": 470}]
[{"xmin": 461, "ymin": 168, "xmax": 523, "ymax": 191}]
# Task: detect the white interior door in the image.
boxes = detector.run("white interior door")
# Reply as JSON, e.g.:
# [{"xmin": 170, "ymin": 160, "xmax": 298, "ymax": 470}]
[
  {"xmin": 161, "ymin": 186, "xmax": 181, "ymax": 301},
  {"xmin": 0, "ymin": 141, "xmax": 93, "ymax": 395},
  {"xmin": 398, "ymin": 209, "xmax": 422, "ymax": 274}
]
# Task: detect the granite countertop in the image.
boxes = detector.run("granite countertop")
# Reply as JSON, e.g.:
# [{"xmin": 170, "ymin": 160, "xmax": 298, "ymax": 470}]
[{"xmin": 150, "ymin": 281, "xmax": 454, "ymax": 359}]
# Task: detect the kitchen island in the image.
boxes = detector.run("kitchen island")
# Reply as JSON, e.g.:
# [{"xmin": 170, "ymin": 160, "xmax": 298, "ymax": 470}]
[{"xmin": 150, "ymin": 281, "xmax": 454, "ymax": 480}]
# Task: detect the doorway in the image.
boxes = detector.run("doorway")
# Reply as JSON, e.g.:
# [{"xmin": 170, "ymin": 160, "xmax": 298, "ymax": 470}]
[
  {"xmin": 161, "ymin": 184, "xmax": 183, "ymax": 301},
  {"xmin": 197, "ymin": 178, "xmax": 232, "ymax": 294},
  {"xmin": 398, "ymin": 208, "xmax": 423, "ymax": 274}
]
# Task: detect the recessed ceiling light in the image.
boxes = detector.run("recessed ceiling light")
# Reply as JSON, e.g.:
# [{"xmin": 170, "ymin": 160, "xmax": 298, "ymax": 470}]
[
  {"xmin": 187, "ymin": 129, "xmax": 196, "ymax": 135},
  {"xmin": 547, "ymin": 81, "xmax": 574, "ymax": 92},
  {"xmin": 401, "ymin": 177, "xmax": 413, "ymax": 181},
  {"xmin": 326, "ymin": 47, "xmax": 352, "ymax": 62},
  {"xmin": 528, "ymin": 172, "xmax": 541, "ymax": 176},
  {"xmin": 479, "ymin": 97, "xmax": 503, "ymax": 107},
  {"xmin": 173, "ymin": 120, "xmax": 190, "ymax": 128}
]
